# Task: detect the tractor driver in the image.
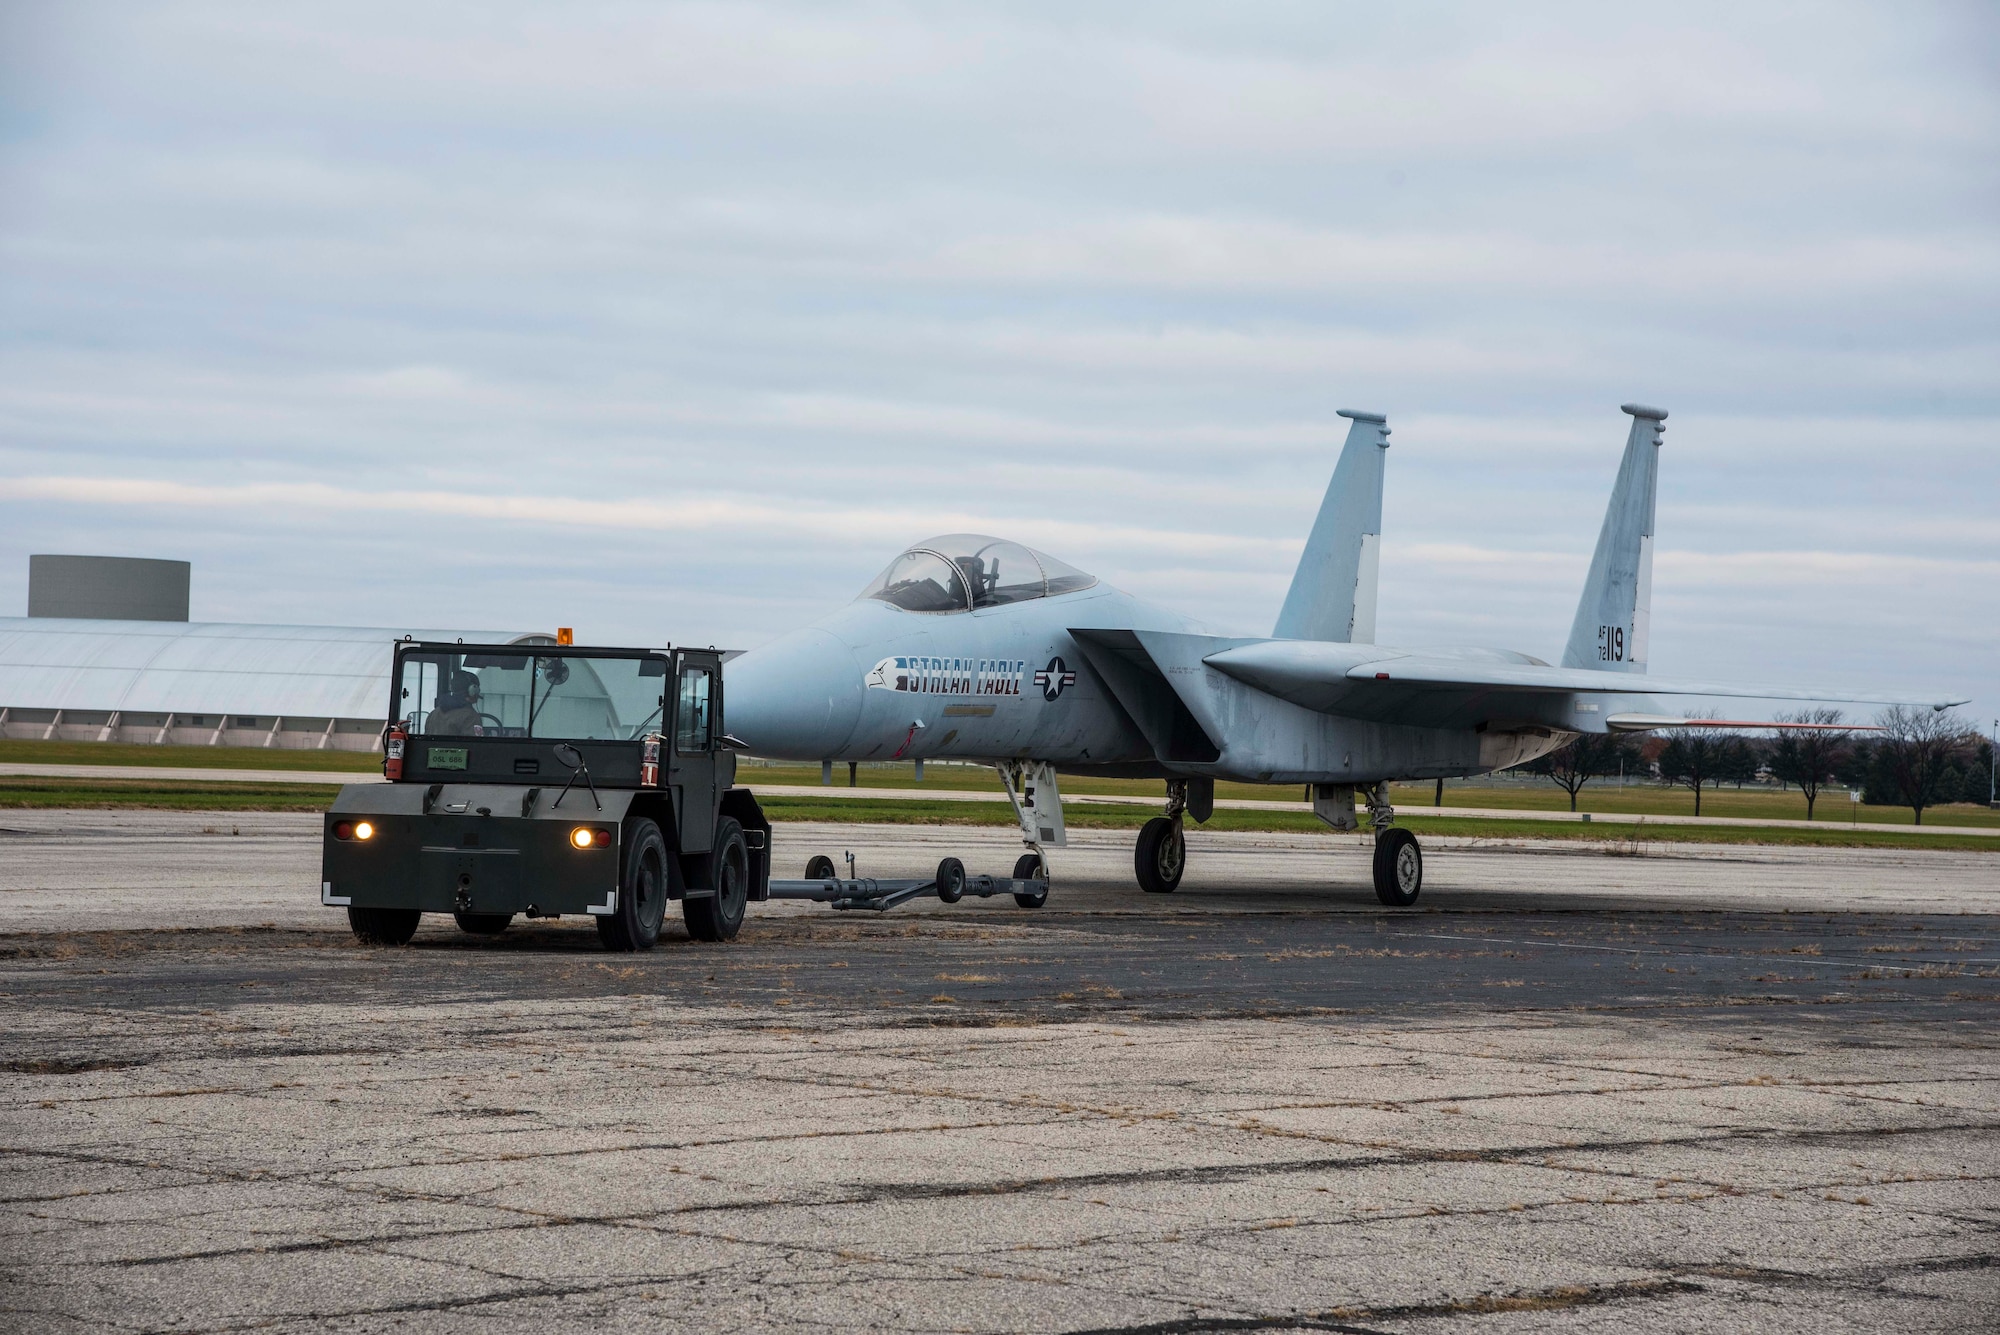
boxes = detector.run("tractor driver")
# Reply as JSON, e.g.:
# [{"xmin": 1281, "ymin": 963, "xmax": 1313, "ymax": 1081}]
[{"xmin": 427, "ymin": 671, "xmax": 486, "ymax": 735}]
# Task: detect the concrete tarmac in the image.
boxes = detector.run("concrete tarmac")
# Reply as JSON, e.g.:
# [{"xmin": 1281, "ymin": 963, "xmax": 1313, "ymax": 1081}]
[{"xmin": 1, "ymin": 812, "xmax": 1995, "ymax": 1332}]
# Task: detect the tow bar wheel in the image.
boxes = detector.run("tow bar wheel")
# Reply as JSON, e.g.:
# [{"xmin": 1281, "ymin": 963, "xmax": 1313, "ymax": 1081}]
[{"xmin": 935, "ymin": 856, "xmax": 966, "ymax": 903}]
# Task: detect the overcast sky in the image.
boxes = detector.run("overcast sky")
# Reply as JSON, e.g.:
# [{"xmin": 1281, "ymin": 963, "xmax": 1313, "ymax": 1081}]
[{"xmin": 2, "ymin": 2, "xmax": 1995, "ymax": 721}]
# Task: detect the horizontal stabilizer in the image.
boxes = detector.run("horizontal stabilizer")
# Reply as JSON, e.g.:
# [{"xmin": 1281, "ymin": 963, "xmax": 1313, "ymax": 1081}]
[
  {"xmin": 1205, "ymin": 638, "xmax": 1958, "ymax": 715},
  {"xmin": 1604, "ymin": 714, "xmax": 1883, "ymax": 733}
]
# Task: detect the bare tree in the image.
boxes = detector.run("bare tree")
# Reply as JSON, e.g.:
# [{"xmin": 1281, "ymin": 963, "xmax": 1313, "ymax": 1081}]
[
  {"xmin": 1527, "ymin": 732, "xmax": 1632, "ymax": 812},
  {"xmin": 1767, "ymin": 708, "xmax": 1851, "ymax": 821},
  {"xmin": 1656, "ymin": 718, "xmax": 1727, "ymax": 816},
  {"xmin": 1873, "ymin": 706, "xmax": 1976, "ymax": 825}
]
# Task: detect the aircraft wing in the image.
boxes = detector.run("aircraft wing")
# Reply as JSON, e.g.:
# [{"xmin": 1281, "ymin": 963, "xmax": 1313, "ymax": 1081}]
[{"xmin": 1202, "ymin": 639, "xmax": 1958, "ymax": 730}]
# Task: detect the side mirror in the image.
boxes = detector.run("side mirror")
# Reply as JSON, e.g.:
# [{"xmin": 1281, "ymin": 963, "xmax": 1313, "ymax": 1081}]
[
  {"xmin": 553, "ymin": 743, "xmax": 584, "ymax": 768},
  {"xmin": 719, "ymin": 734, "xmax": 750, "ymax": 751}
]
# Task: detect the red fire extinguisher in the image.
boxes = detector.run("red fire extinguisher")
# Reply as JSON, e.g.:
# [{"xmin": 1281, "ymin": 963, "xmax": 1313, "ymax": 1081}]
[
  {"xmin": 640, "ymin": 732, "xmax": 661, "ymax": 787},
  {"xmin": 384, "ymin": 720, "xmax": 408, "ymax": 780}
]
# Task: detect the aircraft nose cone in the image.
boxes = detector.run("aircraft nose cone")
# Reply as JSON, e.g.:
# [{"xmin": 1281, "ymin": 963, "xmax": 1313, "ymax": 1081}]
[{"xmin": 724, "ymin": 627, "xmax": 865, "ymax": 760}]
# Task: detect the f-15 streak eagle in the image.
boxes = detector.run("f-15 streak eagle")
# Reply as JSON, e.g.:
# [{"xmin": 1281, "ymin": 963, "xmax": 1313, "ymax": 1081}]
[{"xmin": 727, "ymin": 405, "xmax": 1948, "ymax": 905}]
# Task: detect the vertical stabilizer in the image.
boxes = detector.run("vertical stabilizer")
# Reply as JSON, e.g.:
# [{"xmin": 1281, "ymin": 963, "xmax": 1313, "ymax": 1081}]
[
  {"xmin": 1273, "ymin": 409, "xmax": 1390, "ymax": 642},
  {"xmin": 1562, "ymin": 404, "xmax": 1667, "ymax": 672}
]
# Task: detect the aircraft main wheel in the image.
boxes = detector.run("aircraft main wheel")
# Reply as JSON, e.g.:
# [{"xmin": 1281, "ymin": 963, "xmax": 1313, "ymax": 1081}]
[
  {"xmin": 805, "ymin": 854, "xmax": 837, "ymax": 881},
  {"xmin": 1372, "ymin": 828, "xmax": 1423, "ymax": 907},
  {"xmin": 935, "ymin": 856, "xmax": 965, "ymax": 904},
  {"xmin": 599, "ymin": 818, "xmax": 668, "ymax": 951},
  {"xmin": 685, "ymin": 817, "xmax": 749, "ymax": 942},
  {"xmin": 1135, "ymin": 816, "xmax": 1185, "ymax": 894},
  {"xmin": 349, "ymin": 906, "xmax": 420, "ymax": 946},
  {"xmin": 453, "ymin": 912, "xmax": 513, "ymax": 936},
  {"xmin": 1012, "ymin": 852, "xmax": 1048, "ymax": 909}
]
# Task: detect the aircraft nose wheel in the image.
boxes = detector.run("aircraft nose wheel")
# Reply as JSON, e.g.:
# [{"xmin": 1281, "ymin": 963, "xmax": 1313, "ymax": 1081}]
[
  {"xmin": 1012, "ymin": 852, "xmax": 1048, "ymax": 909},
  {"xmin": 1135, "ymin": 816, "xmax": 1185, "ymax": 894},
  {"xmin": 1372, "ymin": 828, "xmax": 1423, "ymax": 907}
]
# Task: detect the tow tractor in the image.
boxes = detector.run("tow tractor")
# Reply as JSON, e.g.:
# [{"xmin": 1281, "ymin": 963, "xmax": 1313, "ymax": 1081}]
[{"xmin": 321, "ymin": 639, "xmax": 1048, "ymax": 949}]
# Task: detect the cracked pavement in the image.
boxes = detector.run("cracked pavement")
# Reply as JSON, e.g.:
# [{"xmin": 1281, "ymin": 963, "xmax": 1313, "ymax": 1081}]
[{"xmin": 1, "ymin": 813, "xmax": 1995, "ymax": 1331}]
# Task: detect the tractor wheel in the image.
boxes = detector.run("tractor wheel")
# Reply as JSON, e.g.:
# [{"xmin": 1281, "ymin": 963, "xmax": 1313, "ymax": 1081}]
[
  {"xmin": 349, "ymin": 907, "xmax": 420, "ymax": 946},
  {"xmin": 453, "ymin": 913, "xmax": 512, "ymax": 936},
  {"xmin": 685, "ymin": 818, "xmax": 749, "ymax": 942},
  {"xmin": 598, "ymin": 819, "xmax": 668, "ymax": 951}
]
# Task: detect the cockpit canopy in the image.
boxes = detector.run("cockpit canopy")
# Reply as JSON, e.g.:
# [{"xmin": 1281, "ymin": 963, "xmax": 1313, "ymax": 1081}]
[{"xmin": 859, "ymin": 534, "xmax": 1098, "ymax": 613}]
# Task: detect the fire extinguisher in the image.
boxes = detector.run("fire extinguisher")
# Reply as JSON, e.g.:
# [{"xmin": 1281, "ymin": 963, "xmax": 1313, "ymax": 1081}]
[
  {"xmin": 384, "ymin": 720, "xmax": 408, "ymax": 780},
  {"xmin": 641, "ymin": 732, "xmax": 661, "ymax": 787}
]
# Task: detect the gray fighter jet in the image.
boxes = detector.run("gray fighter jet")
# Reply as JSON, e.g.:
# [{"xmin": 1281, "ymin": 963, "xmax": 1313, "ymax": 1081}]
[{"xmin": 728, "ymin": 405, "xmax": 1944, "ymax": 904}]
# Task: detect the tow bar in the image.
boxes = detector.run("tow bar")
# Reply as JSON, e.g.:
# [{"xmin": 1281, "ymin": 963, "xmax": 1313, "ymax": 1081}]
[{"xmin": 766, "ymin": 855, "xmax": 1047, "ymax": 912}]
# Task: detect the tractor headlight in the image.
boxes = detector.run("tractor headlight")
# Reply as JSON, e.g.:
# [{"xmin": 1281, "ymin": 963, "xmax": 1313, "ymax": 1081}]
[{"xmin": 353, "ymin": 820, "xmax": 375, "ymax": 841}]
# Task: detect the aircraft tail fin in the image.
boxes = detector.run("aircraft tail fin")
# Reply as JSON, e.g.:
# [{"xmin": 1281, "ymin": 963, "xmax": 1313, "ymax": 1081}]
[
  {"xmin": 1272, "ymin": 409, "xmax": 1390, "ymax": 642},
  {"xmin": 1561, "ymin": 404, "xmax": 1666, "ymax": 672}
]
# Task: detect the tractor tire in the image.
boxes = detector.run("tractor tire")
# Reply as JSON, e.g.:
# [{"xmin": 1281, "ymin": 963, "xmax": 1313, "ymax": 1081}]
[
  {"xmin": 685, "ymin": 817, "xmax": 749, "ymax": 942},
  {"xmin": 597, "ymin": 818, "xmax": 668, "ymax": 951},
  {"xmin": 453, "ymin": 913, "xmax": 513, "ymax": 936},
  {"xmin": 349, "ymin": 906, "xmax": 420, "ymax": 946}
]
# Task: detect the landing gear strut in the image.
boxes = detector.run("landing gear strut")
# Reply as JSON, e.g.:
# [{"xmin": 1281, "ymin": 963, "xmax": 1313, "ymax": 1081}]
[{"xmin": 1367, "ymin": 783, "xmax": 1422, "ymax": 906}]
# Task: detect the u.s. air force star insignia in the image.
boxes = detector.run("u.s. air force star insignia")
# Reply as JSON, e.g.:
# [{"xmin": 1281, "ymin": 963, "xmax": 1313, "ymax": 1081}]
[{"xmin": 1033, "ymin": 657, "xmax": 1077, "ymax": 702}]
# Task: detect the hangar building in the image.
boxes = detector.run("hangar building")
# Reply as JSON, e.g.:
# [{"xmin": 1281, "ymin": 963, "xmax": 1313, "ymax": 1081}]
[{"xmin": 0, "ymin": 556, "xmax": 547, "ymax": 751}]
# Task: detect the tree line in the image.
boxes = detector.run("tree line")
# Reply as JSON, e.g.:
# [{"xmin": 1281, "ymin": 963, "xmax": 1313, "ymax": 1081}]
[{"xmin": 1521, "ymin": 707, "xmax": 1993, "ymax": 823}]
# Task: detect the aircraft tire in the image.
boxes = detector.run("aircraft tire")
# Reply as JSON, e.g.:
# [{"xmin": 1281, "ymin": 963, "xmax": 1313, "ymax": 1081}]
[
  {"xmin": 1012, "ymin": 852, "xmax": 1048, "ymax": 909},
  {"xmin": 935, "ymin": 856, "xmax": 965, "ymax": 903},
  {"xmin": 453, "ymin": 912, "xmax": 513, "ymax": 936},
  {"xmin": 599, "ymin": 818, "xmax": 669, "ymax": 951},
  {"xmin": 684, "ymin": 817, "xmax": 749, "ymax": 943},
  {"xmin": 805, "ymin": 854, "xmax": 837, "ymax": 881},
  {"xmin": 1372, "ymin": 828, "xmax": 1423, "ymax": 907},
  {"xmin": 1134, "ymin": 816, "xmax": 1185, "ymax": 894},
  {"xmin": 348, "ymin": 906, "xmax": 420, "ymax": 946}
]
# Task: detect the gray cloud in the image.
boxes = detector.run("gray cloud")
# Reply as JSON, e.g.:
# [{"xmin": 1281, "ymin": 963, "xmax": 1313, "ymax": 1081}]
[{"xmin": 2, "ymin": 1, "xmax": 1995, "ymax": 719}]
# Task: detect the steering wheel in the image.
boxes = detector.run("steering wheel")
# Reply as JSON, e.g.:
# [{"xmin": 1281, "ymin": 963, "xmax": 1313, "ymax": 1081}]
[{"xmin": 478, "ymin": 712, "xmax": 504, "ymax": 727}]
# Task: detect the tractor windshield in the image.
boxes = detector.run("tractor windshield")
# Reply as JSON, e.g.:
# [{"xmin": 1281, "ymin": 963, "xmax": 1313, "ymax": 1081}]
[
  {"xmin": 859, "ymin": 534, "xmax": 1095, "ymax": 612},
  {"xmin": 396, "ymin": 650, "xmax": 670, "ymax": 740}
]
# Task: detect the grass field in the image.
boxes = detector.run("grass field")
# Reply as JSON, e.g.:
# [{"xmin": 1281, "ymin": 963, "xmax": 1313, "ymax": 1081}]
[
  {"xmin": 743, "ymin": 760, "xmax": 1999, "ymax": 829},
  {"xmin": 0, "ymin": 739, "xmax": 381, "ymax": 772},
  {"xmin": 753, "ymin": 796, "xmax": 2000, "ymax": 852},
  {"xmin": 3, "ymin": 747, "xmax": 1984, "ymax": 851},
  {"xmin": 4, "ymin": 773, "xmax": 1992, "ymax": 850},
  {"xmin": 3, "ymin": 744, "xmax": 1987, "ymax": 829},
  {"xmin": 0, "ymin": 775, "xmax": 341, "ymax": 811}
]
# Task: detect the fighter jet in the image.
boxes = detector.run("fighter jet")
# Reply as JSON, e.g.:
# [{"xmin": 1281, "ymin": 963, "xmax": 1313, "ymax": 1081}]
[{"xmin": 727, "ymin": 405, "xmax": 1943, "ymax": 905}]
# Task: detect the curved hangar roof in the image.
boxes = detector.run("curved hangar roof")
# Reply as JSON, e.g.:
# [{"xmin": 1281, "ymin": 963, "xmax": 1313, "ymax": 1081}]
[{"xmin": 0, "ymin": 617, "xmax": 549, "ymax": 720}]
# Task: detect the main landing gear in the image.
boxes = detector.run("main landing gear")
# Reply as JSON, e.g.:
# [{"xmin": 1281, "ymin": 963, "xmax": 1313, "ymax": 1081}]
[
  {"xmin": 1136, "ymin": 780, "xmax": 1187, "ymax": 894},
  {"xmin": 1134, "ymin": 778, "xmax": 1211, "ymax": 894},
  {"xmin": 1367, "ymin": 783, "xmax": 1423, "ymax": 907}
]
